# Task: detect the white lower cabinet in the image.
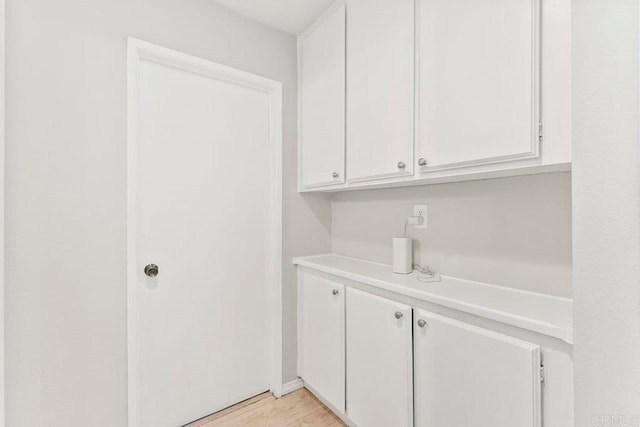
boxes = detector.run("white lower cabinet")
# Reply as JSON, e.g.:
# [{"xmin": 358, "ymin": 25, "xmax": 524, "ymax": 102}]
[
  {"xmin": 413, "ymin": 309, "xmax": 542, "ymax": 427},
  {"xmin": 346, "ymin": 288, "xmax": 413, "ymax": 427},
  {"xmin": 297, "ymin": 271, "xmax": 554, "ymax": 426},
  {"xmin": 297, "ymin": 272, "xmax": 345, "ymax": 412}
]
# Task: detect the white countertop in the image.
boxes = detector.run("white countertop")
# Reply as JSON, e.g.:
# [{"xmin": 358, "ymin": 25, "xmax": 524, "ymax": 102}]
[{"xmin": 293, "ymin": 254, "xmax": 573, "ymax": 344}]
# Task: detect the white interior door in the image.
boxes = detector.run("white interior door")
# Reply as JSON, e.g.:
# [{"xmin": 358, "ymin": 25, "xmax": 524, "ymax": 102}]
[{"xmin": 128, "ymin": 41, "xmax": 281, "ymax": 427}]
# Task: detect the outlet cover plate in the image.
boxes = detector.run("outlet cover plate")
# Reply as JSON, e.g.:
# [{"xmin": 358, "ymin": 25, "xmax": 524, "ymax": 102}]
[{"xmin": 414, "ymin": 204, "xmax": 428, "ymax": 228}]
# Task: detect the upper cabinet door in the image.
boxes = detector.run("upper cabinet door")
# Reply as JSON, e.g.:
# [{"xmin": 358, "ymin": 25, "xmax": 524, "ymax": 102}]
[
  {"xmin": 414, "ymin": 309, "xmax": 542, "ymax": 427},
  {"xmin": 346, "ymin": 0, "xmax": 415, "ymax": 183},
  {"xmin": 417, "ymin": 0, "xmax": 541, "ymax": 171},
  {"xmin": 299, "ymin": 4, "xmax": 346, "ymax": 189}
]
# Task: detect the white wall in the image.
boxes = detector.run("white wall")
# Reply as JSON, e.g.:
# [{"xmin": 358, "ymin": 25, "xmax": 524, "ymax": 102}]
[
  {"xmin": 572, "ymin": 0, "xmax": 640, "ymax": 424},
  {"xmin": 4, "ymin": 0, "xmax": 330, "ymax": 425},
  {"xmin": 332, "ymin": 173, "xmax": 572, "ymax": 297}
]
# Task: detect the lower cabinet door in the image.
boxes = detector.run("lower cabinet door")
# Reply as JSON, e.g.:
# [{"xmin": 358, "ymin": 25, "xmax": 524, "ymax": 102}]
[
  {"xmin": 298, "ymin": 271, "xmax": 345, "ymax": 412},
  {"xmin": 346, "ymin": 288, "xmax": 413, "ymax": 427},
  {"xmin": 414, "ymin": 309, "xmax": 542, "ymax": 427}
]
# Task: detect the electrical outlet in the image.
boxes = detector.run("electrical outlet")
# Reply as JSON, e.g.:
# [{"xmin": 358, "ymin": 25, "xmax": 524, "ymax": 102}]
[{"xmin": 414, "ymin": 204, "xmax": 428, "ymax": 228}]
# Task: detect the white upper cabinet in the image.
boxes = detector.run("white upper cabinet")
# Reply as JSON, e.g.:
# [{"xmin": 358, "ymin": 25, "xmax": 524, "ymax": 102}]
[
  {"xmin": 297, "ymin": 0, "xmax": 571, "ymax": 192},
  {"xmin": 416, "ymin": 0, "xmax": 540, "ymax": 171},
  {"xmin": 414, "ymin": 309, "xmax": 542, "ymax": 427},
  {"xmin": 298, "ymin": 3, "xmax": 346, "ymax": 189},
  {"xmin": 346, "ymin": 0, "xmax": 415, "ymax": 183}
]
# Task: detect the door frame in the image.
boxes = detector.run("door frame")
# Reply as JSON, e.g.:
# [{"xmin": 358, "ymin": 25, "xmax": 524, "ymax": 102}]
[
  {"xmin": 126, "ymin": 38, "xmax": 283, "ymax": 426},
  {"xmin": 0, "ymin": 0, "xmax": 5, "ymax": 425}
]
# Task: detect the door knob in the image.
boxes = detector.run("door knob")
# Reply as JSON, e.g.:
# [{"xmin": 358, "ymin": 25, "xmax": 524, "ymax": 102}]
[
  {"xmin": 332, "ymin": 171, "xmax": 339, "ymax": 179},
  {"xmin": 418, "ymin": 158, "xmax": 427, "ymax": 167},
  {"xmin": 394, "ymin": 311, "xmax": 404, "ymax": 319},
  {"xmin": 417, "ymin": 319, "xmax": 427, "ymax": 328},
  {"xmin": 397, "ymin": 161, "xmax": 406, "ymax": 169},
  {"xmin": 144, "ymin": 264, "xmax": 159, "ymax": 277},
  {"xmin": 332, "ymin": 289, "xmax": 339, "ymax": 296}
]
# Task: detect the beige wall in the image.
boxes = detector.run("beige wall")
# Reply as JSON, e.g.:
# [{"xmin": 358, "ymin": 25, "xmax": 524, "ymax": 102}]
[
  {"xmin": 5, "ymin": 0, "xmax": 330, "ymax": 425},
  {"xmin": 332, "ymin": 173, "xmax": 572, "ymax": 297}
]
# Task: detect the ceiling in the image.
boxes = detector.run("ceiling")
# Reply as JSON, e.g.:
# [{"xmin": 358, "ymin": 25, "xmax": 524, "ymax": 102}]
[{"xmin": 214, "ymin": 0, "xmax": 337, "ymax": 35}]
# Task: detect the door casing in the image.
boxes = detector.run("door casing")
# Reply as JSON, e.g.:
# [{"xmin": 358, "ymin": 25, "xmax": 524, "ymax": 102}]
[{"xmin": 0, "ymin": 0, "xmax": 5, "ymax": 425}]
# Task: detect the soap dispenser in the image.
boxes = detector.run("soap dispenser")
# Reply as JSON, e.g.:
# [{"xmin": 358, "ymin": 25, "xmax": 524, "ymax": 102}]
[
  {"xmin": 392, "ymin": 237, "xmax": 413, "ymax": 274},
  {"xmin": 392, "ymin": 215, "xmax": 423, "ymax": 274}
]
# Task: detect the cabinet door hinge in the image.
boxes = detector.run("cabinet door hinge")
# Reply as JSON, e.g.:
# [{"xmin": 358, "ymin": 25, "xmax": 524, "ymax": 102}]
[
  {"xmin": 538, "ymin": 121, "xmax": 544, "ymax": 141},
  {"xmin": 540, "ymin": 361, "xmax": 545, "ymax": 383}
]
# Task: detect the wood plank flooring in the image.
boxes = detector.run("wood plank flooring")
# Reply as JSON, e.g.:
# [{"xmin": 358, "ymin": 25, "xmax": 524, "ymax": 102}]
[{"xmin": 187, "ymin": 388, "xmax": 346, "ymax": 427}]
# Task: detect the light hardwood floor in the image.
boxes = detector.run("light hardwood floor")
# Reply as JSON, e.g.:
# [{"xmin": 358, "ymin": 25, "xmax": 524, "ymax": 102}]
[{"xmin": 186, "ymin": 388, "xmax": 346, "ymax": 427}]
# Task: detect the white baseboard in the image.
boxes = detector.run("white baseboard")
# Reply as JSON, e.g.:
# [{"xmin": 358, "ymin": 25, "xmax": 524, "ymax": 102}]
[{"xmin": 281, "ymin": 378, "xmax": 304, "ymax": 395}]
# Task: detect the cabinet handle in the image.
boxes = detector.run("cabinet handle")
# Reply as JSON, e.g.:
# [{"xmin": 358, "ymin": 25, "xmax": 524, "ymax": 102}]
[
  {"xmin": 394, "ymin": 311, "xmax": 404, "ymax": 319},
  {"xmin": 332, "ymin": 289, "xmax": 339, "ymax": 296},
  {"xmin": 332, "ymin": 171, "xmax": 339, "ymax": 179},
  {"xmin": 417, "ymin": 319, "xmax": 427, "ymax": 328},
  {"xmin": 144, "ymin": 264, "xmax": 159, "ymax": 277},
  {"xmin": 418, "ymin": 158, "xmax": 427, "ymax": 167},
  {"xmin": 397, "ymin": 161, "xmax": 406, "ymax": 169}
]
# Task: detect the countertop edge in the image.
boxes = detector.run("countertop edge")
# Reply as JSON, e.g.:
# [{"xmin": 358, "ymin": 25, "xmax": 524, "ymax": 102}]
[{"xmin": 293, "ymin": 255, "xmax": 574, "ymax": 345}]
